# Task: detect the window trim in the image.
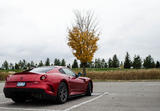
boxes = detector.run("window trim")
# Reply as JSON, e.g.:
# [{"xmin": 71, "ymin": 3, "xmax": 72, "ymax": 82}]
[{"xmin": 59, "ymin": 68, "xmax": 66, "ymax": 74}]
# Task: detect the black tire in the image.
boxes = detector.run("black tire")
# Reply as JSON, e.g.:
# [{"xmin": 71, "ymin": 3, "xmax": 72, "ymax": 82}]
[
  {"xmin": 56, "ymin": 82, "xmax": 68, "ymax": 104},
  {"xmin": 11, "ymin": 97, "xmax": 26, "ymax": 103},
  {"xmin": 86, "ymin": 82, "xmax": 92, "ymax": 96}
]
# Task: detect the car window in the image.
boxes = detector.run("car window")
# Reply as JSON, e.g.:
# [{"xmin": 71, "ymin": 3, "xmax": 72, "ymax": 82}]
[
  {"xmin": 63, "ymin": 68, "xmax": 76, "ymax": 77},
  {"xmin": 59, "ymin": 68, "xmax": 65, "ymax": 74},
  {"xmin": 29, "ymin": 66, "xmax": 54, "ymax": 74}
]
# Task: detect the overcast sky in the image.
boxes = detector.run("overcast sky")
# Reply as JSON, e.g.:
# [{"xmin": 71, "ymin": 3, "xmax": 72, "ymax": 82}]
[{"xmin": 0, "ymin": 0, "xmax": 160, "ymax": 65}]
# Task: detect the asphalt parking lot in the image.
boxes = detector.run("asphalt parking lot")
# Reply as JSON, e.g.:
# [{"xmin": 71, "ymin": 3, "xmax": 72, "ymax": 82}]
[{"xmin": 0, "ymin": 82, "xmax": 160, "ymax": 111}]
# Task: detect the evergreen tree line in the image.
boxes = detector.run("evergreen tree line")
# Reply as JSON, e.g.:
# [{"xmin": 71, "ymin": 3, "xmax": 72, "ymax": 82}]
[
  {"xmin": 1, "ymin": 52, "xmax": 160, "ymax": 70},
  {"xmin": 72, "ymin": 53, "xmax": 159, "ymax": 69},
  {"xmin": 1, "ymin": 58, "xmax": 66, "ymax": 70}
]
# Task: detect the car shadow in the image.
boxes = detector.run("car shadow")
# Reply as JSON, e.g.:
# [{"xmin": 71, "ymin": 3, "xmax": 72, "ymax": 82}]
[{"xmin": 6, "ymin": 95, "xmax": 92, "ymax": 107}]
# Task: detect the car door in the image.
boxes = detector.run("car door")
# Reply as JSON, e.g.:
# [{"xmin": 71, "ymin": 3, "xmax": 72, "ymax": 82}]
[{"xmin": 62, "ymin": 68, "xmax": 85, "ymax": 92}]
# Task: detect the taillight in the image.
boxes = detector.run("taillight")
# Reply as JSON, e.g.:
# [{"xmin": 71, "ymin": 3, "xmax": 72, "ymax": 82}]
[
  {"xmin": 40, "ymin": 75, "xmax": 47, "ymax": 80},
  {"xmin": 6, "ymin": 75, "xmax": 12, "ymax": 81}
]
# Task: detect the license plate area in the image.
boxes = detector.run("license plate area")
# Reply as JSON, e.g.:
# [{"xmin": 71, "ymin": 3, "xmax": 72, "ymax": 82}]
[{"xmin": 17, "ymin": 82, "xmax": 26, "ymax": 87}]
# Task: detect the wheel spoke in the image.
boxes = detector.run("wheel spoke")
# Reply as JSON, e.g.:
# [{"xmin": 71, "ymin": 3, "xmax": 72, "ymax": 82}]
[
  {"xmin": 60, "ymin": 86, "xmax": 67, "ymax": 101},
  {"xmin": 57, "ymin": 82, "xmax": 68, "ymax": 103}
]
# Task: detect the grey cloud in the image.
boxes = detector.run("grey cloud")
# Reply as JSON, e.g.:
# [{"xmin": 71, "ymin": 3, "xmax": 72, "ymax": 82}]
[{"xmin": 0, "ymin": 0, "xmax": 160, "ymax": 65}]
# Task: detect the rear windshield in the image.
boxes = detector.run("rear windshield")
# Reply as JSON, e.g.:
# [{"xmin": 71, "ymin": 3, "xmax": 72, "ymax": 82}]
[{"xmin": 29, "ymin": 67, "xmax": 54, "ymax": 74}]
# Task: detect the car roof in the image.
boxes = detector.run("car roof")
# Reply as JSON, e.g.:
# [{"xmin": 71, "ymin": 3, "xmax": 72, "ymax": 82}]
[{"xmin": 30, "ymin": 66, "xmax": 66, "ymax": 74}]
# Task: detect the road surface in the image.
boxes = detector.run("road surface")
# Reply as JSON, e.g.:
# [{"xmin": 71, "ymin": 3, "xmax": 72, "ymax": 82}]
[{"xmin": 0, "ymin": 82, "xmax": 160, "ymax": 111}]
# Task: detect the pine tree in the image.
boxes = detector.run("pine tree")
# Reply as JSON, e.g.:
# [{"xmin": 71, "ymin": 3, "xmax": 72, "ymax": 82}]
[
  {"xmin": 22, "ymin": 59, "xmax": 27, "ymax": 69},
  {"xmin": 45, "ymin": 58, "xmax": 50, "ymax": 66},
  {"xmin": 156, "ymin": 61, "xmax": 160, "ymax": 68},
  {"xmin": 95, "ymin": 58, "xmax": 101, "ymax": 68},
  {"xmin": 143, "ymin": 55, "xmax": 155, "ymax": 68},
  {"xmin": 132, "ymin": 55, "xmax": 142, "ymax": 69},
  {"xmin": 31, "ymin": 61, "xmax": 35, "ymax": 68},
  {"xmin": 72, "ymin": 59, "xmax": 78, "ymax": 68},
  {"xmin": 94, "ymin": 59, "xmax": 98, "ymax": 68},
  {"xmin": 124, "ymin": 52, "xmax": 132, "ymax": 69},
  {"xmin": 54, "ymin": 58, "xmax": 61, "ymax": 66},
  {"xmin": 38, "ymin": 60, "xmax": 44, "ymax": 67},
  {"xmin": 2, "ymin": 60, "xmax": 9, "ymax": 70},
  {"xmin": 27, "ymin": 63, "xmax": 31, "ymax": 69},
  {"xmin": 54, "ymin": 58, "xmax": 58, "ymax": 65},
  {"xmin": 108, "ymin": 58, "xmax": 113, "ymax": 68},
  {"xmin": 15, "ymin": 63, "xmax": 19, "ymax": 70},
  {"xmin": 18, "ymin": 60, "xmax": 23, "ymax": 69},
  {"xmin": 80, "ymin": 62, "xmax": 83, "ymax": 68},
  {"xmin": 104, "ymin": 62, "xmax": 108, "ymax": 68},
  {"xmin": 112, "ymin": 54, "xmax": 119, "ymax": 68},
  {"xmin": 57, "ymin": 59, "xmax": 61, "ymax": 65},
  {"xmin": 61, "ymin": 59, "xmax": 66, "ymax": 66}
]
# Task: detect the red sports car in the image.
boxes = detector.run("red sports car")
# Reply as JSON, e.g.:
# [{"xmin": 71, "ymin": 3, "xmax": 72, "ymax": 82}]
[{"xmin": 3, "ymin": 66, "xmax": 93, "ymax": 103}]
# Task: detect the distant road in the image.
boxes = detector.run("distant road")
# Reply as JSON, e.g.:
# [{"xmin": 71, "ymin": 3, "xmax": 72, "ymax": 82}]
[{"xmin": 0, "ymin": 82, "xmax": 160, "ymax": 111}]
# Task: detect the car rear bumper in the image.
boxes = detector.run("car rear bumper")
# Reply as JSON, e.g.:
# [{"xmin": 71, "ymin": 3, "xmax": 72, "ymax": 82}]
[{"xmin": 3, "ymin": 88, "xmax": 56, "ymax": 100}]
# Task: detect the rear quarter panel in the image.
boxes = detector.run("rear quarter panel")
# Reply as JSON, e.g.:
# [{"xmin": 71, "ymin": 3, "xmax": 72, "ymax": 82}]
[{"xmin": 46, "ymin": 73, "xmax": 70, "ymax": 94}]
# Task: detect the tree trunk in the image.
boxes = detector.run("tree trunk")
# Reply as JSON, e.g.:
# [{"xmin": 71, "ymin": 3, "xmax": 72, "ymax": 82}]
[{"xmin": 82, "ymin": 63, "xmax": 86, "ymax": 76}]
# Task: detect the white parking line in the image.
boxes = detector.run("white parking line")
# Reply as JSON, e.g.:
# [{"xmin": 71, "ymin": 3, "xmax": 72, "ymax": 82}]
[
  {"xmin": 0, "ymin": 107, "xmax": 62, "ymax": 111},
  {"xmin": 63, "ymin": 92, "xmax": 109, "ymax": 111}
]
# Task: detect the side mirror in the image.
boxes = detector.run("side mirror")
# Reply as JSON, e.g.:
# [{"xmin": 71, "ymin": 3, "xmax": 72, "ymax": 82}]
[
  {"xmin": 77, "ymin": 72, "xmax": 82, "ymax": 77},
  {"xmin": 75, "ymin": 74, "xmax": 79, "ymax": 78}
]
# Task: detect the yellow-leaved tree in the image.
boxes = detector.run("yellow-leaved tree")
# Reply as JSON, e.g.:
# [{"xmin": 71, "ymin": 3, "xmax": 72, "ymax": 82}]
[{"xmin": 67, "ymin": 11, "xmax": 99, "ymax": 75}]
